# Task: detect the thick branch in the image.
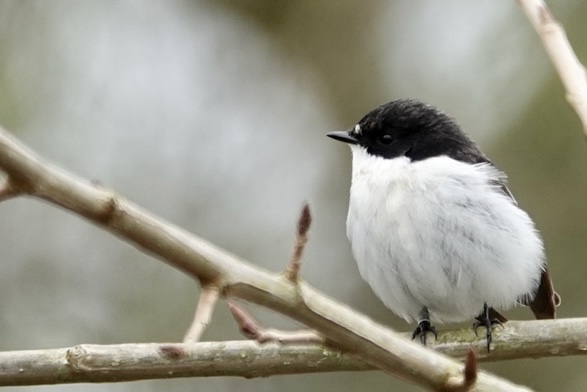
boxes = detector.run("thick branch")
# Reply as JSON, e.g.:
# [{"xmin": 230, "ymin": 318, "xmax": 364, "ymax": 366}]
[
  {"xmin": 0, "ymin": 317, "xmax": 586, "ymax": 386},
  {"xmin": 0, "ymin": 342, "xmax": 368, "ymax": 386},
  {"xmin": 517, "ymin": 0, "xmax": 587, "ymax": 134},
  {"xmin": 0, "ymin": 126, "xmax": 536, "ymax": 391}
]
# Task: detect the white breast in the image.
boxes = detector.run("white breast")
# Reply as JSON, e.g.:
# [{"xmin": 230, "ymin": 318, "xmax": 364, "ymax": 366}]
[{"xmin": 346, "ymin": 146, "xmax": 544, "ymax": 323}]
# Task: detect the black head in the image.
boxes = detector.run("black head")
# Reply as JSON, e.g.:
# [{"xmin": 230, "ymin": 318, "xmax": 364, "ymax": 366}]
[{"xmin": 327, "ymin": 99, "xmax": 487, "ymax": 164}]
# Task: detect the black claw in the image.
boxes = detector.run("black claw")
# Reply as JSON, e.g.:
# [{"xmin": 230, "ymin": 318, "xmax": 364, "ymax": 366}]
[
  {"xmin": 472, "ymin": 303, "xmax": 504, "ymax": 352},
  {"xmin": 412, "ymin": 320, "xmax": 437, "ymax": 345},
  {"xmin": 412, "ymin": 307, "xmax": 437, "ymax": 345}
]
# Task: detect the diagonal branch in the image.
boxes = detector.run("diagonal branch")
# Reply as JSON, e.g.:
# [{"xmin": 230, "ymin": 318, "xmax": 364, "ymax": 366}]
[
  {"xmin": 517, "ymin": 0, "xmax": 587, "ymax": 134},
  {"xmin": 0, "ymin": 125, "xmax": 536, "ymax": 391}
]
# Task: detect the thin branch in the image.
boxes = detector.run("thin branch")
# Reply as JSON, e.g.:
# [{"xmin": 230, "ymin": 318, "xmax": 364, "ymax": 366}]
[
  {"xmin": 228, "ymin": 302, "xmax": 322, "ymax": 344},
  {"xmin": 284, "ymin": 203, "xmax": 312, "ymax": 282},
  {"xmin": 0, "ymin": 125, "xmax": 540, "ymax": 391},
  {"xmin": 183, "ymin": 285, "xmax": 220, "ymax": 343},
  {"xmin": 517, "ymin": 0, "xmax": 587, "ymax": 134}
]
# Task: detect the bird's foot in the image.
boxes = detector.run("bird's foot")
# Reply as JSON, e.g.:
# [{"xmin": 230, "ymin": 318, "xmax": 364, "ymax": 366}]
[
  {"xmin": 472, "ymin": 303, "xmax": 504, "ymax": 353},
  {"xmin": 411, "ymin": 320, "xmax": 438, "ymax": 345},
  {"xmin": 412, "ymin": 307, "xmax": 437, "ymax": 345}
]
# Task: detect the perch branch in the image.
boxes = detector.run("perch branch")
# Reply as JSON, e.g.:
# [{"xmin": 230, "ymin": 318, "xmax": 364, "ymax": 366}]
[
  {"xmin": 0, "ymin": 341, "xmax": 366, "ymax": 386},
  {"xmin": 227, "ymin": 304, "xmax": 587, "ymax": 363},
  {"xmin": 517, "ymin": 0, "xmax": 587, "ymax": 134},
  {"xmin": 0, "ymin": 317, "xmax": 586, "ymax": 386}
]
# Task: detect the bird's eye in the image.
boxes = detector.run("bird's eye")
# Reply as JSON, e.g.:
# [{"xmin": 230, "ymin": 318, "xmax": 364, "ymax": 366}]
[{"xmin": 378, "ymin": 135, "xmax": 394, "ymax": 145}]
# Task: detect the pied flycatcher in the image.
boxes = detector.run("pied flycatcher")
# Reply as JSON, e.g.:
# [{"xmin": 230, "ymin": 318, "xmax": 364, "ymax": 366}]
[{"xmin": 328, "ymin": 99, "xmax": 560, "ymax": 351}]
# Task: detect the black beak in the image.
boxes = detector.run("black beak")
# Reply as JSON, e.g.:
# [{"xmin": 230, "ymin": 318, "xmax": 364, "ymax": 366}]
[{"xmin": 327, "ymin": 131, "xmax": 358, "ymax": 145}]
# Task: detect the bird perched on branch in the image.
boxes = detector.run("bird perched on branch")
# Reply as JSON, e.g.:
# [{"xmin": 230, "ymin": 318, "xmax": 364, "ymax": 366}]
[{"xmin": 328, "ymin": 99, "xmax": 560, "ymax": 351}]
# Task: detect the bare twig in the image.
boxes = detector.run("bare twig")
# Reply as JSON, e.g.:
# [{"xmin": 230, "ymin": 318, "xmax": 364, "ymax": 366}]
[
  {"xmin": 183, "ymin": 285, "xmax": 220, "ymax": 343},
  {"xmin": 228, "ymin": 302, "xmax": 322, "ymax": 344},
  {"xmin": 284, "ymin": 203, "xmax": 312, "ymax": 282},
  {"xmin": 0, "ymin": 125, "xmax": 539, "ymax": 391},
  {"xmin": 517, "ymin": 0, "xmax": 587, "ymax": 134},
  {"xmin": 464, "ymin": 349, "xmax": 479, "ymax": 388},
  {"xmin": 444, "ymin": 349, "xmax": 479, "ymax": 392}
]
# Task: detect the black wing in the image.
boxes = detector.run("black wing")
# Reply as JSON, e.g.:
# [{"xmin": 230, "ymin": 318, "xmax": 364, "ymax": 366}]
[{"xmin": 488, "ymin": 164, "xmax": 561, "ymax": 319}]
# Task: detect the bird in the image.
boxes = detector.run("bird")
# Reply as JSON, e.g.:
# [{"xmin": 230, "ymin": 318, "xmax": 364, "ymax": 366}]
[{"xmin": 327, "ymin": 99, "xmax": 560, "ymax": 351}]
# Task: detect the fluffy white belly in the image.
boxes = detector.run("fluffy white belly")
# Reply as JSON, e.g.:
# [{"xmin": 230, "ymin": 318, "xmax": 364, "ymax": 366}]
[{"xmin": 347, "ymin": 148, "xmax": 544, "ymax": 323}]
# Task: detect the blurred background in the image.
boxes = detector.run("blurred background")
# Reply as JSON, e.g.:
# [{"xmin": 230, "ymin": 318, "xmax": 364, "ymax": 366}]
[{"xmin": 0, "ymin": 1, "xmax": 586, "ymax": 391}]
